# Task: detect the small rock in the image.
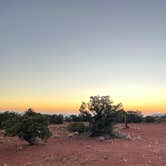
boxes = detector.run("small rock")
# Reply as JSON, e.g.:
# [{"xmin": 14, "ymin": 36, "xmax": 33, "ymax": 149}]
[
  {"xmin": 107, "ymin": 139, "xmax": 112, "ymax": 143},
  {"xmin": 68, "ymin": 132, "xmax": 79, "ymax": 137},
  {"xmin": 74, "ymin": 131, "xmax": 79, "ymax": 135},
  {"xmin": 98, "ymin": 136, "xmax": 105, "ymax": 141},
  {"xmin": 0, "ymin": 130, "xmax": 5, "ymax": 135},
  {"xmin": 68, "ymin": 133, "xmax": 74, "ymax": 137},
  {"xmin": 126, "ymin": 134, "xmax": 132, "ymax": 140},
  {"xmin": 123, "ymin": 158, "xmax": 127, "ymax": 162}
]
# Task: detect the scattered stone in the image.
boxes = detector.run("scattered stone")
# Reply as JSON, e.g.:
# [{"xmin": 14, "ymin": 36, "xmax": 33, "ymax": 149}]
[
  {"xmin": 98, "ymin": 136, "xmax": 105, "ymax": 141},
  {"xmin": 0, "ymin": 130, "xmax": 5, "ymax": 135},
  {"xmin": 73, "ymin": 131, "xmax": 79, "ymax": 135},
  {"xmin": 68, "ymin": 131, "xmax": 79, "ymax": 138},
  {"xmin": 123, "ymin": 158, "xmax": 127, "ymax": 162},
  {"xmin": 132, "ymin": 135, "xmax": 142, "ymax": 141},
  {"xmin": 113, "ymin": 131, "xmax": 130, "ymax": 139},
  {"xmin": 68, "ymin": 133, "xmax": 75, "ymax": 137},
  {"xmin": 126, "ymin": 134, "xmax": 132, "ymax": 140}
]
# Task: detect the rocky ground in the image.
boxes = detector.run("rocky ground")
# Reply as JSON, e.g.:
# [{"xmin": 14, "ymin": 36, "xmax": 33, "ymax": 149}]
[{"xmin": 0, "ymin": 123, "xmax": 166, "ymax": 166}]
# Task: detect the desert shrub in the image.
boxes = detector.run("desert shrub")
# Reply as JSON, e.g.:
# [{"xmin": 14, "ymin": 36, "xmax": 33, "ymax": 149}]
[
  {"xmin": 70, "ymin": 115, "xmax": 82, "ymax": 122},
  {"xmin": 127, "ymin": 111, "xmax": 143, "ymax": 123},
  {"xmin": 162, "ymin": 114, "xmax": 166, "ymax": 118},
  {"xmin": 0, "ymin": 112, "xmax": 20, "ymax": 129},
  {"xmin": 114, "ymin": 110, "xmax": 126, "ymax": 123},
  {"xmin": 64, "ymin": 116, "xmax": 72, "ymax": 122},
  {"xmin": 64, "ymin": 114, "xmax": 91, "ymax": 122},
  {"xmin": 155, "ymin": 118, "xmax": 162, "ymax": 123},
  {"xmin": 79, "ymin": 96, "xmax": 124, "ymax": 136},
  {"xmin": 4, "ymin": 108, "xmax": 52, "ymax": 145},
  {"xmin": 67, "ymin": 122, "xmax": 87, "ymax": 133},
  {"xmin": 144, "ymin": 116, "xmax": 156, "ymax": 123},
  {"xmin": 47, "ymin": 114, "xmax": 64, "ymax": 124},
  {"xmin": 69, "ymin": 114, "xmax": 90, "ymax": 122}
]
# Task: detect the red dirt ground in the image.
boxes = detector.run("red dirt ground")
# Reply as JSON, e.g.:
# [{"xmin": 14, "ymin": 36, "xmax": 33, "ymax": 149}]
[{"xmin": 0, "ymin": 123, "xmax": 166, "ymax": 166}]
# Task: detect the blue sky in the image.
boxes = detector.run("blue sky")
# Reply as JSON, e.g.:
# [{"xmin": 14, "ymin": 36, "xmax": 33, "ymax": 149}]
[{"xmin": 0, "ymin": 0, "xmax": 166, "ymax": 113}]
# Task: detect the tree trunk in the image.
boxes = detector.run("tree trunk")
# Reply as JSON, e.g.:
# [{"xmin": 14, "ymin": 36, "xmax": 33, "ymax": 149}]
[{"xmin": 124, "ymin": 112, "xmax": 128, "ymax": 128}]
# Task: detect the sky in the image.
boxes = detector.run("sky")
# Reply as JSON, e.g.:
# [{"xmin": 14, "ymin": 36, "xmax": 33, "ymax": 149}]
[{"xmin": 0, "ymin": 0, "xmax": 166, "ymax": 114}]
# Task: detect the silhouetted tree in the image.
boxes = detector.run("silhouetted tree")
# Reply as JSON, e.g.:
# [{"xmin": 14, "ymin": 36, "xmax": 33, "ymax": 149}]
[{"xmin": 80, "ymin": 96, "xmax": 124, "ymax": 136}]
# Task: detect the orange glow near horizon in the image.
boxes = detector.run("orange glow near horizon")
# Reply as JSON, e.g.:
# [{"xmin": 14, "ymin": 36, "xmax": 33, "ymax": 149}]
[
  {"xmin": 0, "ymin": 94, "xmax": 166, "ymax": 115},
  {"xmin": 0, "ymin": 83, "xmax": 165, "ymax": 115},
  {"xmin": 0, "ymin": 102, "xmax": 166, "ymax": 115}
]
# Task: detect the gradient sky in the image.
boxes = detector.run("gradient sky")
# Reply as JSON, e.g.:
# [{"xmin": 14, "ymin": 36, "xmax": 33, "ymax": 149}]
[{"xmin": 0, "ymin": 0, "xmax": 166, "ymax": 114}]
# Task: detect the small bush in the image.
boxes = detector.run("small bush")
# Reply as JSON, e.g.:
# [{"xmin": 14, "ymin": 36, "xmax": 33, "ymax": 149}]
[
  {"xmin": 0, "ymin": 112, "xmax": 20, "ymax": 129},
  {"xmin": 48, "ymin": 114, "xmax": 64, "ymax": 124},
  {"xmin": 127, "ymin": 111, "xmax": 143, "ymax": 123},
  {"xmin": 90, "ymin": 116, "xmax": 114, "ymax": 136},
  {"xmin": 67, "ymin": 122, "xmax": 87, "ymax": 133},
  {"xmin": 4, "ymin": 109, "xmax": 52, "ymax": 145},
  {"xmin": 144, "ymin": 116, "xmax": 156, "ymax": 123}
]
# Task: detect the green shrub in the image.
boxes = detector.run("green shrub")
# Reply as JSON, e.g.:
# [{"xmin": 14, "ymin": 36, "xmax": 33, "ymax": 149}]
[
  {"xmin": 127, "ymin": 111, "xmax": 143, "ymax": 123},
  {"xmin": 0, "ymin": 112, "xmax": 20, "ymax": 129},
  {"xmin": 4, "ymin": 109, "xmax": 52, "ymax": 145},
  {"xmin": 48, "ymin": 114, "xmax": 64, "ymax": 124},
  {"xmin": 144, "ymin": 116, "xmax": 156, "ymax": 123},
  {"xmin": 67, "ymin": 122, "xmax": 87, "ymax": 133}
]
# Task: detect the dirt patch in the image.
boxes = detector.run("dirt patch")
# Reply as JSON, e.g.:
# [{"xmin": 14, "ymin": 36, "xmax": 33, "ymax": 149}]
[{"xmin": 0, "ymin": 123, "xmax": 166, "ymax": 166}]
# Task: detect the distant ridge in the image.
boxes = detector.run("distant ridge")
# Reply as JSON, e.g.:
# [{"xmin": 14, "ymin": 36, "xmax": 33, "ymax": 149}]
[{"xmin": 150, "ymin": 113, "xmax": 166, "ymax": 117}]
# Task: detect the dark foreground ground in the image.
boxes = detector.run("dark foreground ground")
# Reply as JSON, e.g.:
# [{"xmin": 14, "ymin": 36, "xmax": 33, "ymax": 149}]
[{"xmin": 0, "ymin": 123, "xmax": 166, "ymax": 166}]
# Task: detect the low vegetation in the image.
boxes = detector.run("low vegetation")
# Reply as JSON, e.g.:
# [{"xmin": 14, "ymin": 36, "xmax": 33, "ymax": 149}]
[
  {"xmin": 3, "ymin": 109, "xmax": 52, "ymax": 145},
  {"xmin": 0, "ymin": 96, "xmax": 166, "ymax": 146},
  {"xmin": 45, "ymin": 114, "xmax": 64, "ymax": 124},
  {"xmin": 67, "ymin": 122, "xmax": 88, "ymax": 133},
  {"xmin": 143, "ymin": 116, "xmax": 156, "ymax": 123}
]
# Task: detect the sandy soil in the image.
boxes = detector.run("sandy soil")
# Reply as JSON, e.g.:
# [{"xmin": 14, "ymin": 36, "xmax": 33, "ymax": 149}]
[{"xmin": 0, "ymin": 123, "xmax": 166, "ymax": 166}]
